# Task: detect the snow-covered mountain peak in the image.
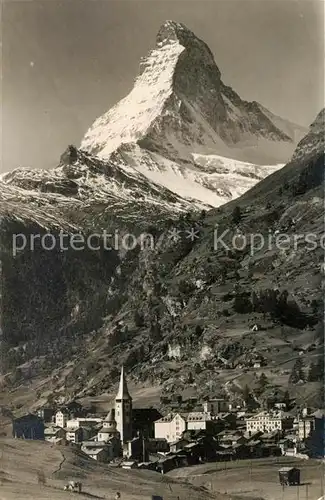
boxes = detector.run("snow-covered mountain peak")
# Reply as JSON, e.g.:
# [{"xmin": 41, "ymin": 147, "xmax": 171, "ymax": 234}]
[
  {"xmin": 82, "ymin": 20, "xmax": 306, "ymax": 168},
  {"xmin": 79, "ymin": 21, "xmax": 308, "ymax": 207}
]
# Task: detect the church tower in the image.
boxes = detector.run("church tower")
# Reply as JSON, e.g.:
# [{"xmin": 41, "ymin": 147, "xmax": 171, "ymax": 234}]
[{"xmin": 115, "ymin": 366, "xmax": 132, "ymax": 443}]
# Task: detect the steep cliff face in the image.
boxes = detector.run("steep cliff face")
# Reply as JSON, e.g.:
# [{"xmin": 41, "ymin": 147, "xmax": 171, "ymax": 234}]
[{"xmin": 292, "ymin": 108, "xmax": 325, "ymax": 161}]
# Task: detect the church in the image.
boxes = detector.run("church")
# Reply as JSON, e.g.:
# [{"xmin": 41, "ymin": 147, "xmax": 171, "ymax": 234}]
[
  {"xmin": 114, "ymin": 365, "xmax": 133, "ymax": 443},
  {"xmin": 96, "ymin": 365, "xmax": 133, "ymax": 445},
  {"xmin": 94, "ymin": 366, "xmax": 161, "ymax": 459}
]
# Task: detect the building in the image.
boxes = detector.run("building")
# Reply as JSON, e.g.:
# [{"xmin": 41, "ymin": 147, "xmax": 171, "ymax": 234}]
[
  {"xmin": 12, "ymin": 414, "xmax": 45, "ymax": 440},
  {"xmin": 66, "ymin": 417, "xmax": 102, "ymax": 429},
  {"xmin": 44, "ymin": 426, "xmax": 66, "ymax": 442},
  {"xmin": 55, "ymin": 410, "xmax": 69, "ymax": 428},
  {"xmin": 82, "ymin": 446, "xmax": 109, "ymax": 462},
  {"xmin": 115, "ymin": 366, "xmax": 132, "ymax": 443},
  {"xmin": 154, "ymin": 412, "xmax": 220, "ymax": 443},
  {"xmin": 304, "ymin": 410, "xmax": 325, "ymax": 457},
  {"xmin": 246, "ymin": 411, "xmax": 294, "ymax": 434},
  {"xmin": 82, "ymin": 441, "xmax": 116, "ymax": 462},
  {"xmin": 55, "ymin": 402, "xmax": 84, "ymax": 428},
  {"xmin": 298, "ymin": 417, "xmax": 315, "ymax": 441},
  {"xmin": 97, "ymin": 410, "xmax": 120, "ymax": 442},
  {"xmin": 187, "ymin": 412, "xmax": 215, "ymax": 431},
  {"xmin": 65, "ymin": 427, "xmax": 83, "ymax": 444},
  {"xmin": 154, "ymin": 413, "xmax": 187, "ymax": 443},
  {"xmin": 146, "ymin": 438, "xmax": 169, "ymax": 454},
  {"xmin": 203, "ymin": 399, "xmax": 227, "ymax": 414}
]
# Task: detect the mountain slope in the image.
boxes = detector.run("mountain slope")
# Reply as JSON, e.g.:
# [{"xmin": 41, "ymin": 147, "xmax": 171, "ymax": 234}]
[
  {"xmin": 1, "ymin": 111, "xmax": 323, "ymax": 413},
  {"xmin": 81, "ymin": 20, "xmax": 306, "ymax": 207}
]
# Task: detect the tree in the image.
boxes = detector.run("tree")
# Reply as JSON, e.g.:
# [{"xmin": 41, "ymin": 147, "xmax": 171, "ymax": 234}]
[
  {"xmin": 243, "ymin": 384, "xmax": 251, "ymax": 405},
  {"xmin": 258, "ymin": 373, "xmax": 268, "ymax": 389},
  {"xmin": 308, "ymin": 359, "xmax": 324, "ymax": 382},
  {"xmin": 283, "ymin": 389, "xmax": 290, "ymax": 409},
  {"xmin": 289, "ymin": 358, "xmax": 305, "ymax": 384},
  {"xmin": 232, "ymin": 206, "xmax": 242, "ymax": 224},
  {"xmin": 233, "ymin": 293, "xmax": 252, "ymax": 314},
  {"xmin": 134, "ymin": 310, "xmax": 145, "ymax": 328}
]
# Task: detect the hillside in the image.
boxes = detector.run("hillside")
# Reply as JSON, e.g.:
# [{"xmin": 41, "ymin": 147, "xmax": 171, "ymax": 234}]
[
  {"xmin": 0, "ymin": 438, "xmax": 230, "ymax": 500},
  {"xmin": 0, "ymin": 108, "xmax": 323, "ymax": 414}
]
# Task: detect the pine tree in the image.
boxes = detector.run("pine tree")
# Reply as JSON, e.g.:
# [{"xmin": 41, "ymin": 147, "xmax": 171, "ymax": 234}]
[
  {"xmin": 259, "ymin": 373, "xmax": 268, "ymax": 389},
  {"xmin": 307, "ymin": 362, "xmax": 318, "ymax": 382},
  {"xmin": 243, "ymin": 384, "xmax": 251, "ymax": 404},
  {"xmin": 289, "ymin": 358, "xmax": 305, "ymax": 384},
  {"xmin": 308, "ymin": 359, "xmax": 324, "ymax": 382},
  {"xmin": 283, "ymin": 389, "xmax": 290, "ymax": 409},
  {"xmin": 232, "ymin": 205, "xmax": 242, "ymax": 224}
]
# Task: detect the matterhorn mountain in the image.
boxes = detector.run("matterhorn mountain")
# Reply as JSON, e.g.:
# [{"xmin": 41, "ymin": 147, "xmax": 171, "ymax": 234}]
[
  {"xmin": 1, "ymin": 20, "xmax": 307, "ymax": 224},
  {"xmin": 81, "ymin": 20, "xmax": 306, "ymax": 207}
]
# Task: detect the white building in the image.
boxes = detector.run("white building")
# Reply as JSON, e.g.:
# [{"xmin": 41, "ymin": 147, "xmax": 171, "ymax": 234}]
[
  {"xmin": 154, "ymin": 413, "xmax": 187, "ymax": 443},
  {"xmin": 154, "ymin": 412, "xmax": 215, "ymax": 442},
  {"xmin": 298, "ymin": 417, "xmax": 315, "ymax": 441},
  {"xmin": 187, "ymin": 412, "xmax": 213, "ymax": 430},
  {"xmin": 55, "ymin": 410, "xmax": 68, "ymax": 428},
  {"xmin": 65, "ymin": 427, "xmax": 83, "ymax": 444},
  {"xmin": 246, "ymin": 411, "xmax": 294, "ymax": 433},
  {"xmin": 66, "ymin": 417, "xmax": 102, "ymax": 429}
]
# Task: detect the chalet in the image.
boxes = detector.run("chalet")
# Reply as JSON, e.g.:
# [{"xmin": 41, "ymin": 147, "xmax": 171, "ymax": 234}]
[
  {"xmin": 82, "ymin": 441, "xmax": 115, "ymax": 462},
  {"xmin": 146, "ymin": 438, "xmax": 169, "ymax": 453},
  {"xmin": 65, "ymin": 427, "xmax": 83, "ymax": 444},
  {"xmin": 12, "ymin": 414, "xmax": 44, "ymax": 440},
  {"xmin": 83, "ymin": 447, "xmax": 108, "ymax": 462},
  {"xmin": 217, "ymin": 430, "xmax": 247, "ymax": 447},
  {"xmin": 169, "ymin": 438, "xmax": 187, "ymax": 453},
  {"xmin": 44, "ymin": 426, "xmax": 66, "ymax": 441}
]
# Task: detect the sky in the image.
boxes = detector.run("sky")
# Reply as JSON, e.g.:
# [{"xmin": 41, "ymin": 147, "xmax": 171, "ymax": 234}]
[{"xmin": 1, "ymin": 0, "xmax": 324, "ymax": 172}]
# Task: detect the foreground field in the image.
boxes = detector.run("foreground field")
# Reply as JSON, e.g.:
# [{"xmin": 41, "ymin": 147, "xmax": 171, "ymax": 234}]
[
  {"xmin": 1, "ymin": 439, "xmax": 324, "ymax": 500},
  {"xmin": 0, "ymin": 438, "xmax": 246, "ymax": 500},
  {"xmin": 168, "ymin": 457, "xmax": 325, "ymax": 500}
]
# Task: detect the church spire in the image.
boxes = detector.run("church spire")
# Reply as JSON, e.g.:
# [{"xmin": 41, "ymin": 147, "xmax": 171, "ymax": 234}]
[{"xmin": 115, "ymin": 365, "xmax": 131, "ymax": 401}]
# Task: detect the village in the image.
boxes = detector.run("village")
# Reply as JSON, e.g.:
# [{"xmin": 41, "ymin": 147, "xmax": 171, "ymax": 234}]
[{"xmin": 11, "ymin": 367, "xmax": 324, "ymax": 480}]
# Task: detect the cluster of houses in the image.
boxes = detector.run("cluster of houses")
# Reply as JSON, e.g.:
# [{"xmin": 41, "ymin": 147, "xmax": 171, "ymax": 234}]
[{"xmin": 11, "ymin": 367, "xmax": 325, "ymax": 474}]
